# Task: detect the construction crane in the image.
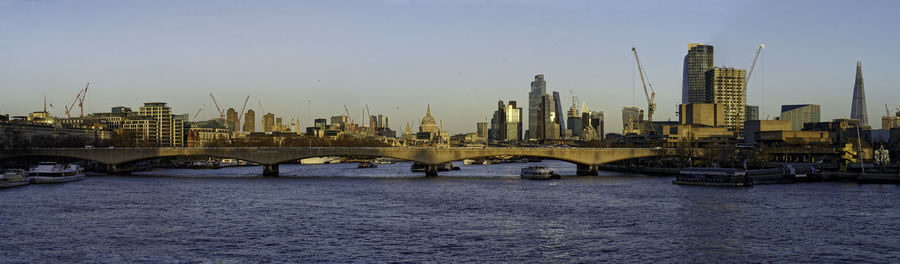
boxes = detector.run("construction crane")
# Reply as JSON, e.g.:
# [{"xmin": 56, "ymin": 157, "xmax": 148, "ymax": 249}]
[
  {"xmin": 366, "ymin": 104, "xmax": 373, "ymax": 128},
  {"xmin": 65, "ymin": 82, "xmax": 90, "ymax": 118},
  {"xmin": 746, "ymin": 44, "xmax": 765, "ymax": 89},
  {"xmin": 344, "ymin": 105, "xmax": 355, "ymax": 132},
  {"xmin": 631, "ymin": 47, "xmax": 655, "ymax": 133},
  {"xmin": 236, "ymin": 95, "xmax": 250, "ymax": 129},
  {"xmin": 193, "ymin": 105, "xmax": 204, "ymax": 121},
  {"xmin": 568, "ymin": 89, "xmax": 578, "ymax": 111},
  {"xmin": 209, "ymin": 93, "xmax": 225, "ymax": 120}
]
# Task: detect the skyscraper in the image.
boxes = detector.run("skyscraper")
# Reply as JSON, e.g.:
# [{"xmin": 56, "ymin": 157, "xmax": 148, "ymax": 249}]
[
  {"xmin": 243, "ymin": 109, "xmax": 255, "ymax": 132},
  {"xmin": 263, "ymin": 113, "xmax": 275, "ymax": 132},
  {"xmin": 226, "ymin": 108, "xmax": 238, "ymax": 131},
  {"xmin": 683, "ymin": 44, "xmax": 714, "ymax": 104},
  {"xmin": 850, "ymin": 61, "xmax": 868, "ymax": 127},
  {"xmin": 528, "ymin": 74, "xmax": 546, "ymax": 140},
  {"xmin": 538, "ymin": 94, "xmax": 559, "ymax": 140},
  {"xmin": 552, "ymin": 91, "xmax": 565, "ymax": 137},
  {"xmin": 490, "ymin": 100, "xmax": 522, "ymax": 142},
  {"xmin": 706, "ymin": 67, "xmax": 747, "ymax": 133}
]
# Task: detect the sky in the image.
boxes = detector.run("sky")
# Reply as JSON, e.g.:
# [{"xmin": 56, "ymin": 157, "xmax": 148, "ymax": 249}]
[{"xmin": 1, "ymin": 0, "xmax": 898, "ymax": 134}]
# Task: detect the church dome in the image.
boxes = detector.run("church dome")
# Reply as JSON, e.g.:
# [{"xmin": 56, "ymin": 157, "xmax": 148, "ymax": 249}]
[{"xmin": 419, "ymin": 105, "xmax": 439, "ymax": 133}]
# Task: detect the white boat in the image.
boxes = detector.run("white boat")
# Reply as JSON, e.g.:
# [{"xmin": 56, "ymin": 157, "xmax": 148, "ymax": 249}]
[
  {"xmin": 521, "ymin": 166, "xmax": 560, "ymax": 180},
  {"xmin": 220, "ymin": 159, "xmax": 239, "ymax": 167},
  {"xmin": 300, "ymin": 157, "xmax": 342, "ymax": 164},
  {"xmin": 0, "ymin": 169, "xmax": 29, "ymax": 188},
  {"xmin": 374, "ymin": 158, "xmax": 396, "ymax": 164},
  {"xmin": 463, "ymin": 159, "xmax": 477, "ymax": 165},
  {"xmin": 27, "ymin": 162, "xmax": 85, "ymax": 184}
]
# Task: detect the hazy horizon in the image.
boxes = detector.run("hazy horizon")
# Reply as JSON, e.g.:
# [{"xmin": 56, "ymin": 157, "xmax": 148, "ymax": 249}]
[{"xmin": 2, "ymin": 0, "xmax": 898, "ymax": 133}]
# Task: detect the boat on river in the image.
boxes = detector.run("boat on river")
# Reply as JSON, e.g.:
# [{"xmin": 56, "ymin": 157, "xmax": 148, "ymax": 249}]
[
  {"xmin": 0, "ymin": 169, "xmax": 29, "ymax": 188},
  {"xmin": 521, "ymin": 166, "xmax": 560, "ymax": 180},
  {"xmin": 358, "ymin": 162, "xmax": 378, "ymax": 169},
  {"xmin": 27, "ymin": 162, "xmax": 85, "ymax": 184},
  {"xmin": 411, "ymin": 162, "xmax": 457, "ymax": 172}
]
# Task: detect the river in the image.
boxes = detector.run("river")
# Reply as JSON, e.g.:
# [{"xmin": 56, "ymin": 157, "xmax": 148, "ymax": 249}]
[{"xmin": 1, "ymin": 160, "xmax": 898, "ymax": 263}]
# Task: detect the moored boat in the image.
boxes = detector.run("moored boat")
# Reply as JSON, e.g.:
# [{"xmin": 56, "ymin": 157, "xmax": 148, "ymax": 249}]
[
  {"xmin": 358, "ymin": 161, "xmax": 378, "ymax": 168},
  {"xmin": 27, "ymin": 162, "xmax": 85, "ymax": 184},
  {"xmin": 673, "ymin": 168, "xmax": 752, "ymax": 187},
  {"xmin": 521, "ymin": 166, "xmax": 560, "ymax": 180},
  {"xmin": 374, "ymin": 158, "xmax": 396, "ymax": 164},
  {"xmin": 0, "ymin": 169, "xmax": 29, "ymax": 188}
]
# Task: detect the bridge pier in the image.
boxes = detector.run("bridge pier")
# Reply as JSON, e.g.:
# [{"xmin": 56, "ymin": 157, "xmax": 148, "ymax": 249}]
[
  {"xmin": 262, "ymin": 164, "xmax": 279, "ymax": 177},
  {"xmin": 577, "ymin": 164, "xmax": 599, "ymax": 176},
  {"xmin": 425, "ymin": 165, "xmax": 439, "ymax": 177},
  {"xmin": 105, "ymin": 164, "xmax": 132, "ymax": 175}
]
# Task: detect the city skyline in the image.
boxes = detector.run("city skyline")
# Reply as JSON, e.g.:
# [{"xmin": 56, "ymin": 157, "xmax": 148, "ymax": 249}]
[{"xmin": 1, "ymin": 0, "xmax": 898, "ymax": 134}]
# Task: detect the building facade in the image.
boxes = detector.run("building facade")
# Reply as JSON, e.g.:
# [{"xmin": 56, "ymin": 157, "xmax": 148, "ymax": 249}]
[
  {"xmin": 706, "ymin": 67, "xmax": 747, "ymax": 134},
  {"xmin": 528, "ymin": 74, "xmax": 546, "ymax": 141},
  {"xmin": 226, "ymin": 108, "xmax": 238, "ymax": 131},
  {"xmin": 683, "ymin": 43, "xmax": 715, "ymax": 104},
  {"xmin": 263, "ymin": 113, "xmax": 275, "ymax": 132},
  {"xmin": 780, "ymin": 104, "xmax": 821, "ymax": 131},
  {"xmin": 622, "ymin": 106, "xmax": 642, "ymax": 134},
  {"xmin": 850, "ymin": 61, "xmax": 868, "ymax": 127},
  {"xmin": 243, "ymin": 109, "xmax": 255, "ymax": 133},
  {"xmin": 133, "ymin": 102, "xmax": 184, "ymax": 147},
  {"xmin": 537, "ymin": 94, "xmax": 559, "ymax": 140},
  {"xmin": 745, "ymin": 105, "xmax": 759, "ymax": 121},
  {"xmin": 490, "ymin": 100, "xmax": 523, "ymax": 142}
]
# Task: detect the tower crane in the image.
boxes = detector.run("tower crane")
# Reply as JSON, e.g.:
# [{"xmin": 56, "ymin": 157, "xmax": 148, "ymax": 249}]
[
  {"xmin": 631, "ymin": 47, "xmax": 655, "ymax": 133},
  {"xmin": 193, "ymin": 105, "xmax": 204, "ymax": 121},
  {"xmin": 746, "ymin": 44, "xmax": 765, "ymax": 89},
  {"xmin": 65, "ymin": 82, "xmax": 90, "ymax": 118},
  {"xmin": 209, "ymin": 93, "xmax": 225, "ymax": 120},
  {"xmin": 236, "ymin": 95, "xmax": 250, "ymax": 129},
  {"xmin": 344, "ymin": 105, "xmax": 356, "ymax": 132}
]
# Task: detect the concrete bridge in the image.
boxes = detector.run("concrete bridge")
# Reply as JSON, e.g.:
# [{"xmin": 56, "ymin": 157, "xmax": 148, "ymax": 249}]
[{"xmin": 0, "ymin": 147, "xmax": 662, "ymax": 176}]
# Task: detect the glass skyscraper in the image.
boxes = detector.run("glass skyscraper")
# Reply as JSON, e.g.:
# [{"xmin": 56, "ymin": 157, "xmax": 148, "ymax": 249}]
[{"xmin": 682, "ymin": 44, "xmax": 714, "ymax": 104}]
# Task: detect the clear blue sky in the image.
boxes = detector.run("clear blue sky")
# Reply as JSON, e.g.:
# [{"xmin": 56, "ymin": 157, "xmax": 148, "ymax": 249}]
[{"xmin": 1, "ymin": 0, "xmax": 898, "ymax": 133}]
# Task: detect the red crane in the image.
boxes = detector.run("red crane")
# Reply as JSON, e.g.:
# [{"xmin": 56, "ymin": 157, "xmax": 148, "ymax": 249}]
[
  {"xmin": 209, "ymin": 93, "xmax": 225, "ymax": 120},
  {"xmin": 65, "ymin": 82, "xmax": 89, "ymax": 118},
  {"xmin": 236, "ymin": 95, "xmax": 250, "ymax": 128}
]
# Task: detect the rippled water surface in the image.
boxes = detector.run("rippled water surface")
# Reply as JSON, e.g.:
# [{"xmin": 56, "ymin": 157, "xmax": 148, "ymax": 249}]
[{"xmin": 2, "ymin": 161, "xmax": 899, "ymax": 263}]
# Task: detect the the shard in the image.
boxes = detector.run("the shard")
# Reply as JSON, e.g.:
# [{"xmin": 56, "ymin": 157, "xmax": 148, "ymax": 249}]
[{"xmin": 850, "ymin": 61, "xmax": 868, "ymax": 127}]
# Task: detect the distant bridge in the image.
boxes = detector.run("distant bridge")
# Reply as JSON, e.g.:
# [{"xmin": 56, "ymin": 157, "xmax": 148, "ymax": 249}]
[{"xmin": 0, "ymin": 147, "xmax": 662, "ymax": 176}]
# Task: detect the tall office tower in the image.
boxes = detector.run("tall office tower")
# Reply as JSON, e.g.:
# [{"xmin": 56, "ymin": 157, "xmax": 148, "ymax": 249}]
[
  {"xmin": 263, "ymin": 113, "xmax": 275, "ymax": 132},
  {"xmin": 552, "ymin": 91, "xmax": 565, "ymax": 137},
  {"xmin": 275, "ymin": 117, "xmax": 283, "ymax": 131},
  {"xmin": 476, "ymin": 122, "xmax": 489, "ymax": 141},
  {"xmin": 745, "ymin": 105, "xmax": 759, "ymax": 121},
  {"xmin": 621, "ymin": 106, "xmax": 643, "ymax": 134},
  {"xmin": 706, "ymin": 67, "xmax": 747, "ymax": 133},
  {"xmin": 538, "ymin": 94, "xmax": 559, "ymax": 140},
  {"xmin": 850, "ymin": 61, "xmax": 868, "ymax": 127},
  {"xmin": 226, "ymin": 108, "xmax": 238, "ymax": 131},
  {"xmin": 566, "ymin": 103, "xmax": 580, "ymax": 138},
  {"xmin": 377, "ymin": 114, "xmax": 389, "ymax": 129},
  {"xmin": 683, "ymin": 43, "xmax": 715, "ymax": 104},
  {"xmin": 491, "ymin": 100, "xmax": 523, "ymax": 142},
  {"xmin": 780, "ymin": 104, "xmax": 821, "ymax": 131},
  {"xmin": 591, "ymin": 111, "xmax": 604, "ymax": 140},
  {"xmin": 528, "ymin": 74, "xmax": 547, "ymax": 140},
  {"xmin": 243, "ymin": 109, "xmax": 255, "ymax": 132}
]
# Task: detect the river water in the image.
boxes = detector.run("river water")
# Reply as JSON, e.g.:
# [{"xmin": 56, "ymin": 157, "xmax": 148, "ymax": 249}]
[{"xmin": 1, "ymin": 160, "xmax": 899, "ymax": 263}]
